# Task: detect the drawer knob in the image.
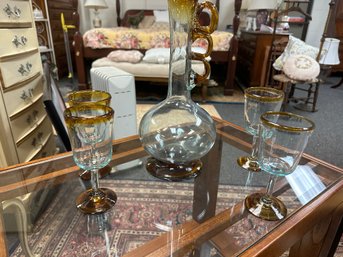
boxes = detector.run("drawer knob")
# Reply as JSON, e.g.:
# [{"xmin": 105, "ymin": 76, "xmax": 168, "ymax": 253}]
[
  {"xmin": 12, "ymin": 35, "xmax": 28, "ymax": 48},
  {"xmin": 18, "ymin": 62, "xmax": 32, "ymax": 76},
  {"xmin": 3, "ymin": 4, "xmax": 21, "ymax": 19}
]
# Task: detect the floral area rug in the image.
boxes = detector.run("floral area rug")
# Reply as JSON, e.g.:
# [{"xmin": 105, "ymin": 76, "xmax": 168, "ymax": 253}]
[{"xmin": 10, "ymin": 178, "xmax": 307, "ymax": 257}]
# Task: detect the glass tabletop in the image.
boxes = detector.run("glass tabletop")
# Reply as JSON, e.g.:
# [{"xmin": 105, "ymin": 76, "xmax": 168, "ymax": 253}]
[{"xmin": 0, "ymin": 118, "xmax": 342, "ymax": 257}]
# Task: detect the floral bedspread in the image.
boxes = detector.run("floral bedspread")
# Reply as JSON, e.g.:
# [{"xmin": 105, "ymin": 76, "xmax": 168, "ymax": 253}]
[{"xmin": 83, "ymin": 27, "xmax": 232, "ymax": 51}]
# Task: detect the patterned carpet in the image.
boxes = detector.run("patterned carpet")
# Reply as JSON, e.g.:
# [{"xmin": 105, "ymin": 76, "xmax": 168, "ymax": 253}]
[{"xmin": 10, "ymin": 179, "xmax": 305, "ymax": 257}]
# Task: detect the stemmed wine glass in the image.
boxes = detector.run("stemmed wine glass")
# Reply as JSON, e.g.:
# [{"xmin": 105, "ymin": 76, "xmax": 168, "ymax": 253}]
[
  {"xmin": 64, "ymin": 104, "xmax": 117, "ymax": 214},
  {"xmin": 245, "ymin": 111, "xmax": 315, "ymax": 221},
  {"xmin": 237, "ymin": 87, "xmax": 284, "ymax": 172},
  {"xmin": 67, "ymin": 90, "xmax": 112, "ymax": 180}
]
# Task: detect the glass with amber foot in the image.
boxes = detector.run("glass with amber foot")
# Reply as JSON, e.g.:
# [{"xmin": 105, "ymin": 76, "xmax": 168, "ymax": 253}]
[
  {"xmin": 64, "ymin": 104, "xmax": 117, "ymax": 214},
  {"xmin": 67, "ymin": 90, "xmax": 112, "ymax": 180},
  {"xmin": 237, "ymin": 87, "xmax": 284, "ymax": 172},
  {"xmin": 245, "ymin": 112, "xmax": 315, "ymax": 221}
]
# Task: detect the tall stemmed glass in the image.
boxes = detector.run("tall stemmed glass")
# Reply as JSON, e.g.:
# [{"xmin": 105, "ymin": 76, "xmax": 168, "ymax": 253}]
[
  {"xmin": 67, "ymin": 90, "xmax": 112, "ymax": 180},
  {"xmin": 64, "ymin": 104, "xmax": 117, "ymax": 214},
  {"xmin": 245, "ymin": 112, "xmax": 315, "ymax": 221},
  {"xmin": 237, "ymin": 87, "xmax": 284, "ymax": 172}
]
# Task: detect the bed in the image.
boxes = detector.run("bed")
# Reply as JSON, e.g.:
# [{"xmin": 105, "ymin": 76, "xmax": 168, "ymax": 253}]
[{"xmin": 73, "ymin": 0, "xmax": 242, "ymax": 96}]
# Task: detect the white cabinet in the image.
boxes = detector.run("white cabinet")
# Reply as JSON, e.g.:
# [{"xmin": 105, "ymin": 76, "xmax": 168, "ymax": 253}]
[{"xmin": 0, "ymin": 0, "xmax": 56, "ymax": 167}]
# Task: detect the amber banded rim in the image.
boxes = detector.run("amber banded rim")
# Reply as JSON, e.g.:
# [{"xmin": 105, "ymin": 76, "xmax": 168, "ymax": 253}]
[
  {"xmin": 244, "ymin": 87, "xmax": 284, "ymax": 103},
  {"xmin": 260, "ymin": 111, "xmax": 315, "ymax": 132},
  {"xmin": 64, "ymin": 104, "xmax": 114, "ymax": 125},
  {"xmin": 67, "ymin": 90, "xmax": 111, "ymax": 106}
]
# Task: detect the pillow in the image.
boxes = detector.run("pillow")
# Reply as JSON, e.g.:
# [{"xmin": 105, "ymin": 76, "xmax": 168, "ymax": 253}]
[
  {"xmin": 142, "ymin": 47, "xmax": 211, "ymax": 64},
  {"xmin": 138, "ymin": 15, "xmax": 155, "ymax": 29},
  {"xmin": 143, "ymin": 48, "xmax": 170, "ymax": 64},
  {"xmin": 273, "ymin": 35, "xmax": 319, "ymax": 71},
  {"xmin": 127, "ymin": 10, "xmax": 145, "ymax": 28},
  {"xmin": 107, "ymin": 50, "xmax": 143, "ymax": 63},
  {"xmin": 153, "ymin": 10, "xmax": 169, "ymax": 23},
  {"xmin": 283, "ymin": 54, "xmax": 320, "ymax": 81},
  {"xmin": 150, "ymin": 21, "xmax": 169, "ymax": 30}
]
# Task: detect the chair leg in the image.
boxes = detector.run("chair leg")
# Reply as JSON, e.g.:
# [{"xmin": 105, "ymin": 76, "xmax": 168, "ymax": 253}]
[
  {"xmin": 283, "ymin": 82, "xmax": 292, "ymax": 105},
  {"xmin": 331, "ymin": 76, "xmax": 343, "ymax": 88},
  {"xmin": 200, "ymin": 80, "xmax": 208, "ymax": 103},
  {"xmin": 312, "ymin": 81, "xmax": 320, "ymax": 112}
]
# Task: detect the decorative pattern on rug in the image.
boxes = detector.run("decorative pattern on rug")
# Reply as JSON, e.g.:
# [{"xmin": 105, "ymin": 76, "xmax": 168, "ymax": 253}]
[{"xmin": 10, "ymin": 179, "xmax": 303, "ymax": 257}]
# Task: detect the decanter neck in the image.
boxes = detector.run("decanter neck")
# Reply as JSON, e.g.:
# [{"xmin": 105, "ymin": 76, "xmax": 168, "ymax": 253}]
[{"xmin": 167, "ymin": 8, "xmax": 194, "ymax": 98}]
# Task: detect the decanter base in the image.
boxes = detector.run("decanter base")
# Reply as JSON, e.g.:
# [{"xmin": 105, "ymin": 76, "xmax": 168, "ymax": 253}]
[{"xmin": 145, "ymin": 157, "xmax": 203, "ymax": 181}]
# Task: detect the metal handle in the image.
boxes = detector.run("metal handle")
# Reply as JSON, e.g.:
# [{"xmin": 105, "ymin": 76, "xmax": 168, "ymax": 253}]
[
  {"xmin": 20, "ymin": 90, "xmax": 28, "ymax": 100},
  {"xmin": 3, "ymin": 4, "xmax": 21, "ymax": 18},
  {"xmin": 31, "ymin": 132, "xmax": 44, "ymax": 147},
  {"xmin": 26, "ymin": 115, "xmax": 32, "ymax": 125},
  {"xmin": 32, "ymin": 109, "xmax": 38, "ymax": 120},
  {"xmin": 18, "ymin": 62, "xmax": 32, "ymax": 76},
  {"xmin": 12, "ymin": 35, "xmax": 27, "ymax": 48}
]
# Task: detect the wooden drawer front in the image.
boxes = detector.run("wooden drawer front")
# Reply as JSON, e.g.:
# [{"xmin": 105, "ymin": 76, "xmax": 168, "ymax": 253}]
[
  {"xmin": 0, "ymin": 50, "xmax": 42, "ymax": 88},
  {"xmin": 0, "ymin": 1, "xmax": 32, "ymax": 28},
  {"xmin": 32, "ymin": 135, "xmax": 56, "ymax": 161},
  {"xmin": 17, "ymin": 117, "xmax": 53, "ymax": 163},
  {"xmin": 0, "ymin": 28, "xmax": 38, "ymax": 57},
  {"xmin": 10, "ymin": 98, "xmax": 47, "ymax": 143},
  {"xmin": 4, "ymin": 74, "xmax": 43, "ymax": 117}
]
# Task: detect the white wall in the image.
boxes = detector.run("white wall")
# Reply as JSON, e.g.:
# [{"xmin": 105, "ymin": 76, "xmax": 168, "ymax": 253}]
[{"xmin": 79, "ymin": 0, "xmax": 235, "ymax": 33}]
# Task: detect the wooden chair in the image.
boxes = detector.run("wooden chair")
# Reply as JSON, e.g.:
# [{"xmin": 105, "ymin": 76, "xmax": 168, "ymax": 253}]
[
  {"xmin": 273, "ymin": 74, "xmax": 320, "ymax": 112},
  {"xmin": 262, "ymin": 37, "xmax": 320, "ymax": 112}
]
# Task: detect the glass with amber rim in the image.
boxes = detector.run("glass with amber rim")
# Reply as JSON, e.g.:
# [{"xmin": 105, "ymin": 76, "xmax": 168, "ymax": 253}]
[
  {"xmin": 237, "ymin": 87, "xmax": 284, "ymax": 172},
  {"xmin": 245, "ymin": 111, "xmax": 315, "ymax": 221},
  {"xmin": 67, "ymin": 90, "xmax": 111, "ymax": 107},
  {"xmin": 67, "ymin": 90, "xmax": 112, "ymax": 180},
  {"xmin": 64, "ymin": 104, "xmax": 117, "ymax": 214}
]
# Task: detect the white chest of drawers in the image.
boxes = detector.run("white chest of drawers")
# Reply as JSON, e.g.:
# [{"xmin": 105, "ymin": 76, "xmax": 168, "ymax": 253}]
[{"xmin": 0, "ymin": 0, "xmax": 56, "ymax": 167}]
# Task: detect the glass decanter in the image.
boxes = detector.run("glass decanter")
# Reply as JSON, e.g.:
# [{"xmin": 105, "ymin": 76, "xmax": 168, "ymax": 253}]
[{"xmin": 139, "ymin": 0, "xmax": 218, "ymax": 181}]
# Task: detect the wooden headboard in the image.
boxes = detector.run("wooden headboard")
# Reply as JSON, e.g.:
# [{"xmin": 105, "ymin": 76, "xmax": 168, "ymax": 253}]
[{"xmin": 115, "ymin": 0, "xmax": 221, "ymax": 27}]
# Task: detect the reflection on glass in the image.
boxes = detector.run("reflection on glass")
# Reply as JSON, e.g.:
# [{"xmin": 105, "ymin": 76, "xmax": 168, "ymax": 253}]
[
  {"xmin": 245, "ymin": 112, "xmax": 315, "ymax": 221},
  {"xmin": 286, "ymin": 164, "xmax": 326, "ymax": 205}
]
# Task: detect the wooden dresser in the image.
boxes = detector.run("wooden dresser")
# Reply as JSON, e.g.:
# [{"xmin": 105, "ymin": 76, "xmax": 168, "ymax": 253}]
[
  {"xmin": 236, "ymin": 30, "xmax": 289, "ymax": 87},
  {"xmin": 0, "ymin": 0, "xmax": 56, "ymax": 168}
]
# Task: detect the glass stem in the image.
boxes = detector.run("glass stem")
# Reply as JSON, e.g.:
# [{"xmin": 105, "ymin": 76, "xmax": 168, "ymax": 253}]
[
  {"xmin": 250, "ymin": 134, "xmax": 259, "ymax": 160},
  {"xmin": 266, "ymin": 174, "xmax": 277, "ymax": 196},
  {"xmin": 91, "ymin": 169, "xmax": 100, "ymax": 191},
  {"xmin": 90, "ymin": 143, "xmax": 100, "ymax": 192}
]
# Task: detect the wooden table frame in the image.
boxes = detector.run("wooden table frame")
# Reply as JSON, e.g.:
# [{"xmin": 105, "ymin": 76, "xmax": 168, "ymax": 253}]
[{"xmin": 0, "ymin": 118, "xmax": 342, "ymax": 257}]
